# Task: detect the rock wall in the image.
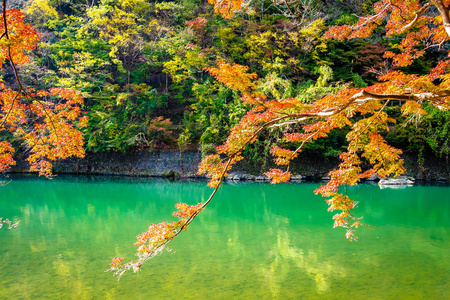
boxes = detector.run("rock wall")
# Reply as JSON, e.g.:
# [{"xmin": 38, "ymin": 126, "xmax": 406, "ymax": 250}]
[
  {"xmin": 52, "ymin": 150, "xmax": 203, "ymax": 177},
  {"xmin": 10, "ymin": 150, "xmax": 339, "ymax": 179},
  {"xmin": 9, "ymin": 150, "xmax": 450, "ymax": 181}
]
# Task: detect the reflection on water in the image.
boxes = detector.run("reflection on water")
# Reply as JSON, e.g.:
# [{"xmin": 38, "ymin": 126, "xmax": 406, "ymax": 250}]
[
  {"xmin": 0, "ymin": 175, "xmax": 449, "ymax": 299},
  {"xmin": 261, "ymin": 225, "xmax": 347, "ymax": 296}
]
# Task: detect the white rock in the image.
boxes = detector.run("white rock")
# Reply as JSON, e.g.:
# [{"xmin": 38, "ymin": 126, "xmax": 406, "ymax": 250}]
[{"xmin": 378, "ymin": 177, "xmax": 415, "ymax": 187}]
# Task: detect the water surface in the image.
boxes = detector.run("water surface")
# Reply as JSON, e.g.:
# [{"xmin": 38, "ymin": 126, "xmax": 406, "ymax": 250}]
[{"xmin": 0, "ymin": 176, "xmax": 449, "ymax": 299}]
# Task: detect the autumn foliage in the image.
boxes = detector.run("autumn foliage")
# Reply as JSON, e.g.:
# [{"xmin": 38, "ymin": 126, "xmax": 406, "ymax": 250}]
[
  {"xmin": 108, "ymin": 202, "xmax": 204, "ymax": 278},
  {"xmin": 0, "ymin": 7, "xmax": 86, "ymax": 176},
  {"xmin": 207, "ymin": 0, "xmax": 245, "ymax": 19}
]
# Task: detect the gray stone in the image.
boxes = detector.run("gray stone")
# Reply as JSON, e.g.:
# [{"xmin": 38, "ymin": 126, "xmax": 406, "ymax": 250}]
[
  {"xmin": 290, "ymin": 175, "xmax": 303, "ymax": 181},
  {"xmin": 255, "ymin": 175, "xmax": 270, "ymax": 181},
  {"xmin": 243, "ymin": 174, "xmax": 255, "ymax": 180},
  {"xmin": 226, "ymin": 172, "xmax": 241, "ymax": 181}
]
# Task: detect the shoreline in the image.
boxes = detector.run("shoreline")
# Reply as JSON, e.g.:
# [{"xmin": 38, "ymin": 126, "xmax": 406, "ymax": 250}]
[{"xmin": 8, "ymin": 150, "xmax": 449, "ymax": 183}]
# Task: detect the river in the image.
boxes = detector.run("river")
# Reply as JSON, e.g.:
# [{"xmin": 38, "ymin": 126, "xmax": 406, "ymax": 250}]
[{"xmin": 0, "ymin": 175, "xmax": 449, "ymax": 299}]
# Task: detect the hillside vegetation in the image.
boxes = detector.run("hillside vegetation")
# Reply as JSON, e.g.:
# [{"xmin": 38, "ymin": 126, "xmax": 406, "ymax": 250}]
[{"xmin": 3, "ymin": 0, "xmax": 449, "ymax": 163}]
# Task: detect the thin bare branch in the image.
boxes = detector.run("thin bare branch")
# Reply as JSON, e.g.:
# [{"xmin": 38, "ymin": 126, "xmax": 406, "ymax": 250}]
[{"xmin": 399, "ymin": 3, "xmax": 431, "ymax": 33}]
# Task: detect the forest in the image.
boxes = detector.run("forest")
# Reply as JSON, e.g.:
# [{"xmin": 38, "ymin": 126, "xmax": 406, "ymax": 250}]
[{"xmin": 2, "ymin": 0, "xmax": 449, "ymax": 163}]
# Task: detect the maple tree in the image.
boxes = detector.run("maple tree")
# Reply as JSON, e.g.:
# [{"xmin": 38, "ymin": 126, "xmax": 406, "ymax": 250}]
[
  {"xmin": 0, "ymin": 1, "xmax": 87, "ymax": 177},
  {"xmin": 109, "ymin": 0, "xmax": 450, "ymax": 278}
]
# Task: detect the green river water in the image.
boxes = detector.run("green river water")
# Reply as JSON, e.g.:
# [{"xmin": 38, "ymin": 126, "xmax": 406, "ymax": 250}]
[{"xmin": 0, "ymin": 175, "xmax": 449, "ymax": 299}]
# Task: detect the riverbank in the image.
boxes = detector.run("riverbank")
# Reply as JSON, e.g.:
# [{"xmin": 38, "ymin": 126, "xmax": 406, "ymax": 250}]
[{"xmin": 9, "ymin": 150, "xmax": 450, "ymax": 182}]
